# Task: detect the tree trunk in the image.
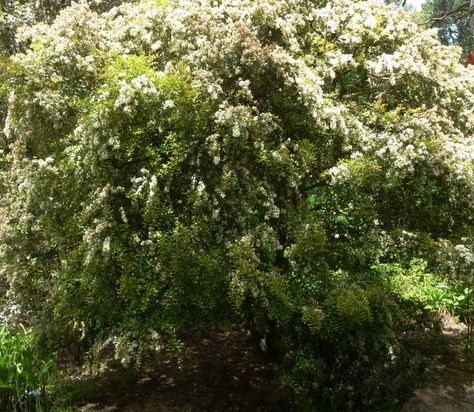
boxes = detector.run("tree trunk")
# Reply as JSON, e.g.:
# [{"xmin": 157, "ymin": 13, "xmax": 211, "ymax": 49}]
[{"xmin": 470, "ymin": 0, "xmax": 474, "ymax": 38}]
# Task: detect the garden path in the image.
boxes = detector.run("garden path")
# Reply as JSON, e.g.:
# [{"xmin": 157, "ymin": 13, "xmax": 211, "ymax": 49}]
[{"xmin": 402, "ymin": 320, "xmax": 474, "ymax": 412}]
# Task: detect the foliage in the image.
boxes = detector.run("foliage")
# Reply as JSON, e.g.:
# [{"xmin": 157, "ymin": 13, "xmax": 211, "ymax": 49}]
[
  {"xmin": 0, "ymin": 0, "xmax": 472, "ymax": 409},
  {"xmin": 437, "ymin": 239, "xmax": 474, "ymax": 352},
  {"xmin": 0, "ymin": 325, "xmax": 55, "ymax": 411},
  {"xmin": 376, "ymin": 259, "xmax": 449, "ymax": 320},
  {"xmin": 278, "ymin": 268, "xmax": 429, "ymax": 410}
]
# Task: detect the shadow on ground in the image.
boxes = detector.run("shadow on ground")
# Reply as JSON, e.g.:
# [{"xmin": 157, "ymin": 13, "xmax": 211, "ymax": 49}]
[
  {"xmin": 61, "ymin": 327, "xmax": 290, "ymax": 412},
  {"xmin": 59, "ymin": 318, "xmax": 474, "ymax": 412},
  {"xmin": 402, "ymin": 319, "xmax": 474, "ymax": 412}
]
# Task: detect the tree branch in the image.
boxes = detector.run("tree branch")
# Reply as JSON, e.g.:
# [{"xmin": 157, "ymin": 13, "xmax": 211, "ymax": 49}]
[{"xmin": 422, "ymin": 3, "xmax": 470, "ymax": 27}]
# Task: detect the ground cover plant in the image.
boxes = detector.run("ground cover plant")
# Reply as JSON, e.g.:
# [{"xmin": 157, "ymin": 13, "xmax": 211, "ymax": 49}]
[
  {"xmin": 0, "ymin": 325, "xmax": 55, "ymax": 411},
  {"xmin": 0, "ymin": 0, "xmax": 473, "ymax": 410}
]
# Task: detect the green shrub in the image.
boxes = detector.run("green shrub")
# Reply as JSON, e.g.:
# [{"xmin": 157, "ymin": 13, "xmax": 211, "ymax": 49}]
[{"xmin": 275, "ymin": 269, "xmax": 429, "ymax": 410}]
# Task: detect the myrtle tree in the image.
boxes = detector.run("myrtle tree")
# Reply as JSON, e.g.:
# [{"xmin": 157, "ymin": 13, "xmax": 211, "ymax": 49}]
[{"xmin": 0, "ymin": 0, "xmax": 473, "ymax": 408}]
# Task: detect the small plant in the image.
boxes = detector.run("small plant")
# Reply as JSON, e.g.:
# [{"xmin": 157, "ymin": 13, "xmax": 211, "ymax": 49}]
[
  {"xmin": 448, "ymin": 286, "xmax": 474, "ymax": 354},
  {"xmin": 437, "ymin": 241, "xmax": 474, "ymax": 354},
  {"xmin": 0, "ymin": 324, "xmax": 55, "ymax": 411}
]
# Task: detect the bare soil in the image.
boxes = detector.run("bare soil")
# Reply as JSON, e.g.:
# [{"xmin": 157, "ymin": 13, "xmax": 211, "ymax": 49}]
[
  {"xmin": 59, "ymin": 317, "xmax": 474, "ymax": 412},
  {"xmin": 61, "ymin": 326, "xmax": 290, "ymax": 412},
  {"xmin": 402, "ymin": 317, "xmax": 474, "ymax": 412}
]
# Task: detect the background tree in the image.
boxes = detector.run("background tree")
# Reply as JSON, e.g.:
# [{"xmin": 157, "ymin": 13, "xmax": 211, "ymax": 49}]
[{"xmin": 418, "ymin": 0, "xmax": 474, "ymax": 52}]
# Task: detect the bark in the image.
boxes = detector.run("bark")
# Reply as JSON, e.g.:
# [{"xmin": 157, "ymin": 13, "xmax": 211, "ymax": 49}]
[{"xmin": 470, "ymin": 0, "xmax": 474, "ymax": 37}]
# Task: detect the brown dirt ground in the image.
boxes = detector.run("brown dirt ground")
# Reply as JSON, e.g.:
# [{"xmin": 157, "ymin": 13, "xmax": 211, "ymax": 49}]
[
  {"xmin": 402, "ymin": 316, "xmax": 474, "ymax": 412},
  {"xmin": 59, "ymin": 317, "xmax": 474, "ymax": 412},
  {"xmin": 61, "ymin": 326, "xmax": 290, "ymax": 412}
]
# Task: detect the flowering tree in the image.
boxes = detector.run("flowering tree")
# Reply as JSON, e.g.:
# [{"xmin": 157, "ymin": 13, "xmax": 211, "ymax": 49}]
[{"xmin": 0, "ymin": 0, "xmax": 473, "ymax": 408}]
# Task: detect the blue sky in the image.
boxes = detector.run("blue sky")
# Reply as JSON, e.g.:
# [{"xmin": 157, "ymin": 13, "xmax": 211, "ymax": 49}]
[{"xmin": 406, "ymin": 0, "xmax": 426, "ymax": 11}]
